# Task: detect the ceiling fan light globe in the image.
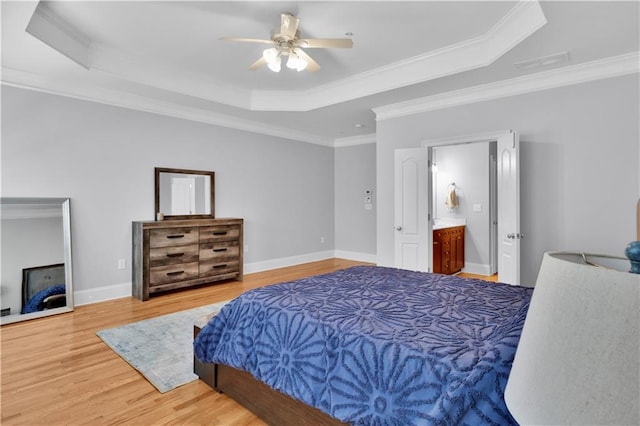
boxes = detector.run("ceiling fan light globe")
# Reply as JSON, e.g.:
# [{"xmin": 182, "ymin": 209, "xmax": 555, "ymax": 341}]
[
  {"xmin": 286, "ymin": 53, "xmax": 299, "ymax": 69},
  {"xmin": 263, "ymin": 47, "xmax": 279, "ymax": 63},
  {"xmin": 267, "ymin": 56, "xmax": 281, "ymax": 72},
  {"xmin": 296, "ymin": 58, "xmax": 308, "ymax": 72}
]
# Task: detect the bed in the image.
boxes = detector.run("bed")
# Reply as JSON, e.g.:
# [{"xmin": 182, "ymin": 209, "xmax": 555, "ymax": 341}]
[{"xmin": 194, "ymin": 266, "xmax": 533, "ymax": 425}]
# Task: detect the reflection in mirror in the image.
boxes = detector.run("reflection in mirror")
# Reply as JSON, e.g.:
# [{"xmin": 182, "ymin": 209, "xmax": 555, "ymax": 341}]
[
  {"xmin": 155, "ymin": 168, "xmax": 215, "ymax": 220},
  {"xmin": 1, "ymin": 198, "xmax": 73, "ymax": 325}
]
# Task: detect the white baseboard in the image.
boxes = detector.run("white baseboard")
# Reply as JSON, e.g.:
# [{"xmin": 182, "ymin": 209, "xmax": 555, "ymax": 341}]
[
  {"xmin": 74, "ymin": 250, "xmax": 377, "ymax": 306},
  {"xmin": 333, "ymin": 250, "xmax": 377, "ymax": 264},
  {"xmin": 74, "ymin": 282, "xmax": 131, "ymax": 306},
  {"xmin": 244, "ymin": 250, "xmax": 335, "ymax": 274},
  {"xmin": 244, "ymin": 250, "xmax": 376, "ymax": 274},
  {"xmin": 462, "ymin": 262, "xmax": 492, "ymax": 276}
]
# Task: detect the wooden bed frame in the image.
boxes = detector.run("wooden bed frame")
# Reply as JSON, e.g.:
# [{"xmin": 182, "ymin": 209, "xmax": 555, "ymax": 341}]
[{"xmin": 194, "ymin": 324, "xmax": 344, "ymax": 425}]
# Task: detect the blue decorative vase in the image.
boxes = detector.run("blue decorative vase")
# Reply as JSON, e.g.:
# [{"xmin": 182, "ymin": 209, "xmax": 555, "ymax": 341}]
[{"xmin": 625, "ymin": 241, "xmax": 640, "ymax": 274}]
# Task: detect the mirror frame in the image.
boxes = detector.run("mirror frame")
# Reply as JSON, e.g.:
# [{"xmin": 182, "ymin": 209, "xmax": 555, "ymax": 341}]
[
  {"xmin": 1, "ymin": 197, "xmax": 74, "ymax": 325},
  {"xmin": 154, "ymin": 167, "xmax": 215, "ymax": 220}
]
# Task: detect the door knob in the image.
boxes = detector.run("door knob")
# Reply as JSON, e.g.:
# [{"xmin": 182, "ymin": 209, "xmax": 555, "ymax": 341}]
[{"xmin": 395, "ymin": 226, "xmax": 402, "ymax": 231}]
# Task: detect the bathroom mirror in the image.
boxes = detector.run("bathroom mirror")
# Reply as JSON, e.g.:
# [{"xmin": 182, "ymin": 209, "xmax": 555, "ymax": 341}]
[
  {"xmin": 1, "ymin": 197, "xmax": 74, "ymax": 325},
  {"xmin": 155, "ymin": 167, "xmax": 215, "ymax": 220}
]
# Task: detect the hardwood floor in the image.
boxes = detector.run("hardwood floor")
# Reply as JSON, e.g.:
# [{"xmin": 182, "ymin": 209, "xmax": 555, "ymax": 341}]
[
  {"xmin": 1, "ymin": 258, "xmax": 368, "ymax": 426},
  {"xmin": 457, "ymin": 272, "xmax": 499, "ymax": 282}
]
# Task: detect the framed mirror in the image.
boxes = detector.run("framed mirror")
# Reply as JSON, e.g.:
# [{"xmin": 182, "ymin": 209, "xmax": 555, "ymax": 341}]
[
  {"xmin": 155, "ymin": 168, "xmax": 215, "ymax": 220},
  {"xmin": 1, "ymin": 197, "xmax": 74, "ymax": 325}
]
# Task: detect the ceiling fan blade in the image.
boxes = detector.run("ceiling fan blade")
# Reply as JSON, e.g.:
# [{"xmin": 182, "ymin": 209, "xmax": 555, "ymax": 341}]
[
  {"xmin": 248, "ymin": 56, "xmax": 267, "ymax": 70},
  {"xmin": 280, "ymin": 13, "xmax": 300, "ymax": 39},
  {"xmin": 220, "ymin": 37, "xmax": 274, "ymax": 45},
  {"xmin": 296, "ymin": 38, "xmax": 353, "ymax": 49},
  {"xmin": 294, "ymin": 48, "xmax": 320, "ymax": 72}
]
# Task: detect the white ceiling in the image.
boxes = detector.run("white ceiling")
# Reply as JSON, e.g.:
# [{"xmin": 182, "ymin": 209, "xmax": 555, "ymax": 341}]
[{"xmin": 2, "ymin": 1, "xmax": 639, "ymax": 146}]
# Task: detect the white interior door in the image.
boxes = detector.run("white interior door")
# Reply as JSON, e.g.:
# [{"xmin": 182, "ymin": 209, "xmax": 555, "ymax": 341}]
[
  {"xmin": 497, "ymin": 131, "xmax": 521, "ymax": 284},
  {"xmin": 394, "ymin": 148, "xmax": 430, "ymax": 271}
]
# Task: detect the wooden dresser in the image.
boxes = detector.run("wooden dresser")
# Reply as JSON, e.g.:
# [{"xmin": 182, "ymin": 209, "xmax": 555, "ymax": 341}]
[
  {"xmin": 433, "ymin": 225, "xmax": 465, "ymax": 275},
  {"xmin": 132, "ymin": 218, "xmax": 243, "ymax": 301}
]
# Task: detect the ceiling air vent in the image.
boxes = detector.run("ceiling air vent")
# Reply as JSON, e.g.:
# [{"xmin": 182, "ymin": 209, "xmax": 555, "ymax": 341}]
[{"xmin": 514, "ymin": 51, "xmax": 569, "ymax": 70}]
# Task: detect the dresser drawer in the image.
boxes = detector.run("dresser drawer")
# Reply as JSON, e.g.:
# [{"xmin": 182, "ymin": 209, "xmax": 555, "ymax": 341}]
[
  {"xmin": 199, "ymin": 259, "xmax": 239, "ymax": 278},
  {"xmin": 199, "ymin": 225, "xmax": 240, "ymax": 243},
  {"xmin": 199, "ymin": 241, "xmax": 240, "ymax": 261},
  {"xmin": 150, "ymin": 227, "xmax": 199, "ymax": 248},
  {"xmin": 150, "ymin": 244, "xmax": 199, "ymax": 267},
  {"xmin": 150, "ymin": 262, "xmax": 199, "ymax": 285}
]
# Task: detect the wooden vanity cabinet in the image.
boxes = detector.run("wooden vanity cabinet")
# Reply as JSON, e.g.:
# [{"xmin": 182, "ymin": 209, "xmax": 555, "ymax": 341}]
[
  {"xmin": 133, "ymin": 218, "xmax": 243, "ymax": 301},
  {"xmin": 432, "ymin": 226, "xmax": 465, "ymax": 275}
]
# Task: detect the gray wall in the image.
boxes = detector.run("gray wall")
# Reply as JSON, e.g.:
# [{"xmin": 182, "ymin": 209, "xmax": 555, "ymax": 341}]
[
  {"xmin": 1, "ymin": 86, "xmax": 335, "ymax": 294},
  {"xmin": 334, "ymin": 143, "xmax": 377, "ymax": 258},
  {"xmin": 4, "ymin": 73, "xmax": 637, "ymax": 295},
  {"xmin": 377, "ymin": 74, "xmax": 640, "ymax": 286}
]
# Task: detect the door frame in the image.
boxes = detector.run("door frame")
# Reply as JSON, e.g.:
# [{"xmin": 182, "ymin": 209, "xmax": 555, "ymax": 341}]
[{"xmin": 420, "ymin": 130, "xmax": 520, "ymax": 283}]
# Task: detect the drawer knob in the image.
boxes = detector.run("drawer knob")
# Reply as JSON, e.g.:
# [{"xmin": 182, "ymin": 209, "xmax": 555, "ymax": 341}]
[
  {"xmin": 213, "ymin": 248, "xmax": 228, "ymax": 252},
  {"xmin": 166, "ymin": 253, "xmax": 185, "ymax": 258},
  {"xmin": 166, "ymin": 234, "xmax": 185, "ymax": 239},
  {"xmin": 212, "ymin": 231, "xmax": 228, "ymax": 236},
  {"xmin": 213, "ymin": 264, "xmax": 228, "ymax": 269},
  {"xmin": 166, "ymin": 270, "xmax": 184, "ymax": 276}
]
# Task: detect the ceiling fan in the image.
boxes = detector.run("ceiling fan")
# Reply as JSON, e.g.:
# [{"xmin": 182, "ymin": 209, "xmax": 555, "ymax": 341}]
[{"xmin": 220, "ymin": 13, "xmax": 353, "ymax": 73}]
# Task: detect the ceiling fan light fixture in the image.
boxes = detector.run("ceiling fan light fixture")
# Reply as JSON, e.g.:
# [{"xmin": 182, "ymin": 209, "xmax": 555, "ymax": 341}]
[
  {"xmin": 287, "ymin": 51, "xmax": 308, "ymax": 72},
  {"xmin": 263, "ymin": 47, "xmax": 279, "ymax": 62},
  {"xmin": 222, "ymin": 13, "xmax": 353, "ymax": 73},
  {"xmin": 295, "ymin": 58, "xmax": 308, "ymax": 72},
  {"xmin": 267, "ymin": 55, "xmax": 282, "ymax": 72},
  {"xmin": 286, "ymin": 52, "xmax": 299, "ymax": 69}
]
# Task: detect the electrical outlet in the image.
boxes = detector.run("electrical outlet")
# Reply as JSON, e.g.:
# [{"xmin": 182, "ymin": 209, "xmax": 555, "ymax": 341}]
[
  {"xmin": 118, "ymin": 259, "xmax": 126, "ymax": 270},
  {"xmin": 244, "ymin": 245, "xmax": 249, "ymax": 253},
  {"xmin": 320, "ymin": 236, "xmax": 325, "ymax": 244}
]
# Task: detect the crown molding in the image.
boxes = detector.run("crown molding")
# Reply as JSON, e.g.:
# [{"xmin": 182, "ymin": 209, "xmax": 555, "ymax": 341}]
[
  {"xmin": 333, "ymin": 133, "xmax": 377, "ymax": 148},
  {"xmin": 1, "ymin": 66, "xmax": 332, "ymax": 147},
  {"xmin": 373, "ymin": 51, "xmax": 640, "ymax": 121},
  {"xmin": 25, "ymin": 1, "xmax": 91, "ymax": 69}
]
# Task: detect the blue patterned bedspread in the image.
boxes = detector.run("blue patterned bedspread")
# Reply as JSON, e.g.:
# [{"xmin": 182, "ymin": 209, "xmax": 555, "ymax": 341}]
[{"xmin": 194, "ymin": 266, "xmax": 533, "ymax": 425}]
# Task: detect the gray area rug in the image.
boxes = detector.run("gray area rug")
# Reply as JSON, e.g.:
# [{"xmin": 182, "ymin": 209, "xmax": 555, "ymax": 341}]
[{"xmin": 97, "ymin": 300, "xmax": 229, "ymax": 393}]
